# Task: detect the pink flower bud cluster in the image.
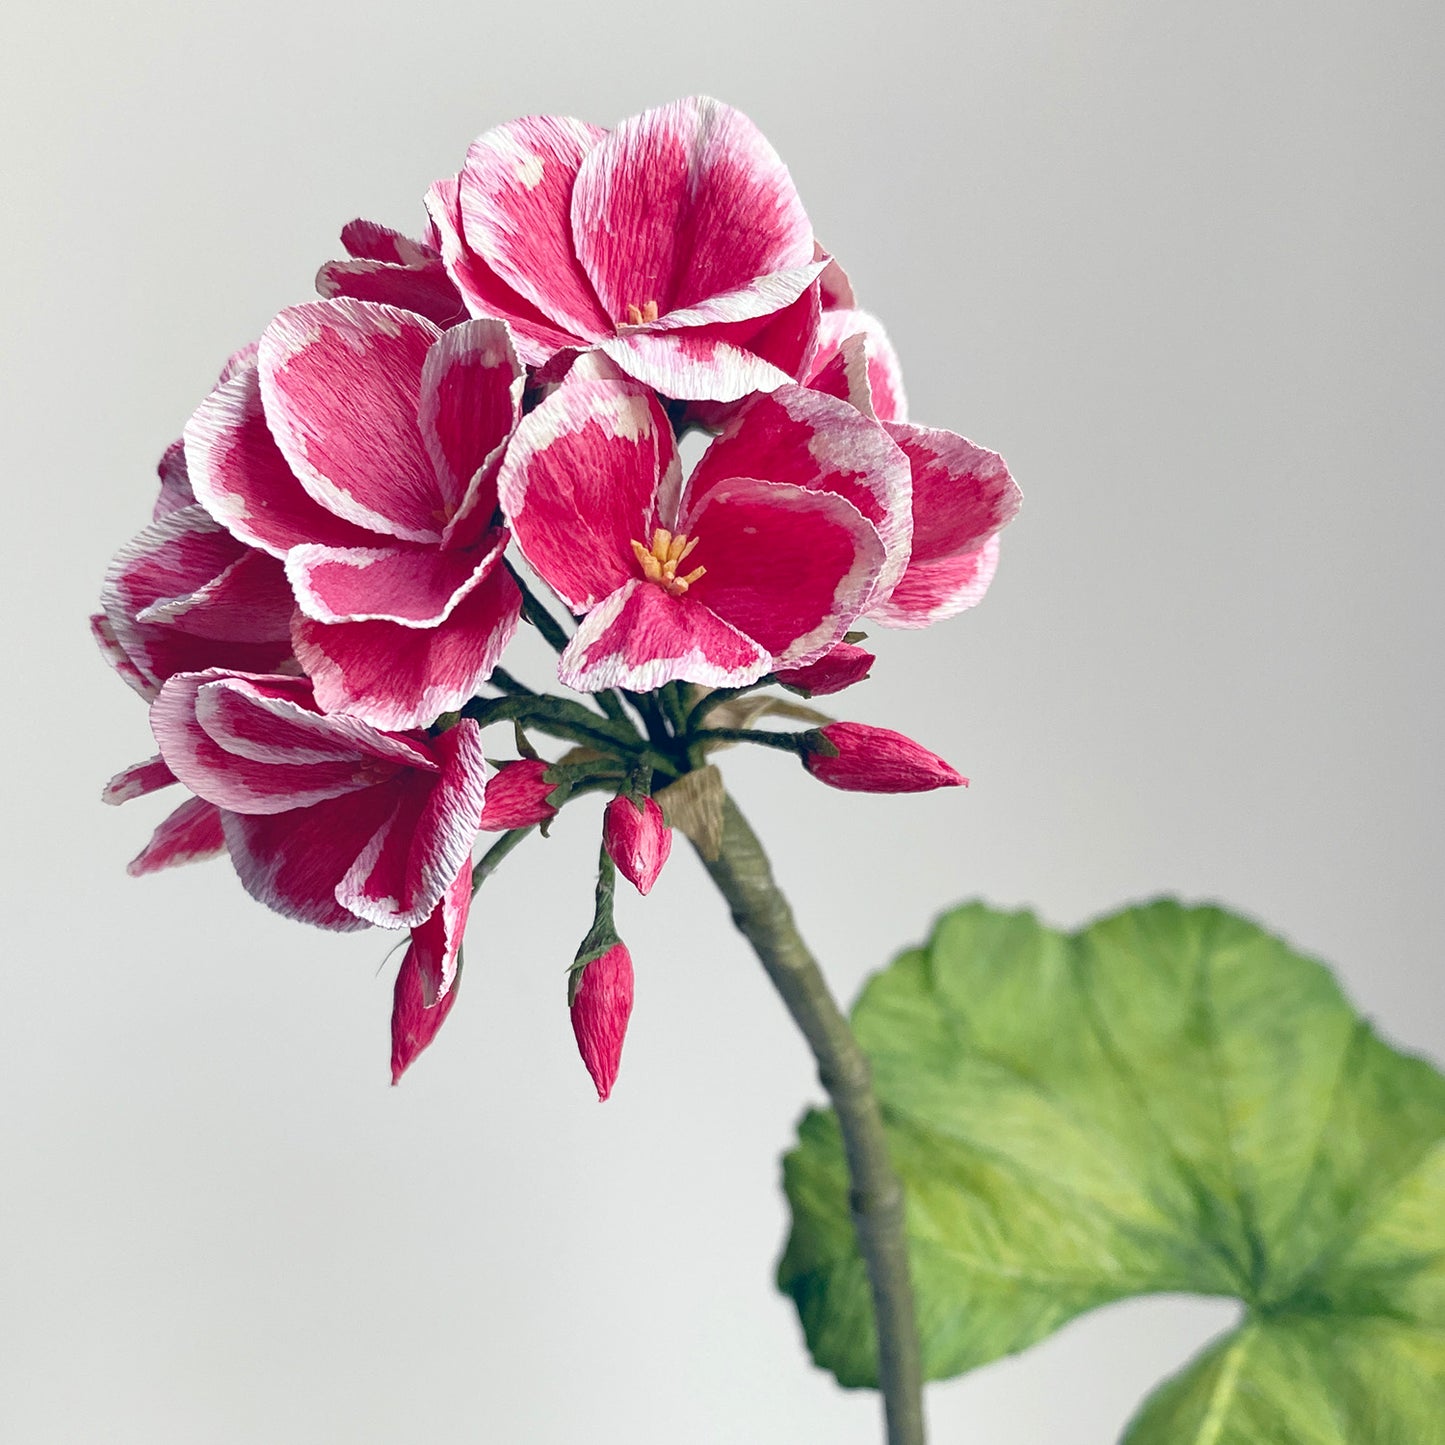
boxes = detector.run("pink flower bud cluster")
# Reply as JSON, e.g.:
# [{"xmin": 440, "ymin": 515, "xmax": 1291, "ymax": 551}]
[{"xmin": 95, "ymin": 96, "xmax": 1018, "ymax": 1096}]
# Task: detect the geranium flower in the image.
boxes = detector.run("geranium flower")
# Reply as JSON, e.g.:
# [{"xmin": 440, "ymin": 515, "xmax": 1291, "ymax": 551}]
[
  {"xmin": 183, "ymin": 297, "xmax": 524, "ymax": 729},
  {"xmin": 316, "ymin": 218, "xmax": 467, "ymax": 329},
  {"xmin": 426, "ymin": 96, "xmax": 825, "ymax": 402},
  {"xmin": 498, "ymin": 367, "xmax": 911, "ymax": 691}
]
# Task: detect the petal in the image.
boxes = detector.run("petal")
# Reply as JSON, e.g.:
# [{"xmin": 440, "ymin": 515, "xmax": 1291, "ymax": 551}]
[
  {"xmin": 683, "ymin": 479, "xmax": 885, "ymax": 666},
  {"xmin": 572, "ymin": 97, "xmax": 812, "ymax": 321},
  {"xmin": 686, "ymin": 385, "xmax": 912, "ymax": 600},
  {"xmin": 418, "ymin": 318, "xmax": 523, "ymax": 521},
  {"xmin": 774, "ymin": 641, "xmax": 875, "ymax": 696},
  {"xmin": 390, "ymin": 865, "xmax": 470, "ymax": 1083},
  {"xmin": 103, "ymin": 754, "xmax": 176, "ymax": 806},
  {"xmin": 286, "ymin": 532, "xmax": 505, "ymax": 627},
  {"xmin": 293, "ymin": 557, "xmax": 522, "ymax": 731},
  {"xmin": 315, "ymin": 256, "xmax": 467, "ymax": 329},
  {"xmin": 222, "ymin": 788, "xmax": 394, "ymax": 932},
  {"xmin": 259, "ymin": 299, "xmax": 445, "ymax": 543},
  {"xmin": 184, "ymin": 363, "xmax": 374, "ymax": 558},
  {"xmin": 136, "ymin": 548, "xmax": 294, "ymax": 641},
  {"xmin": 558, "ymin": 579, "xmax": 770, "ymax": 692},
  {"xmin": 882, "ymin": 422, "xmax": 1020, "ymax": 561},
  {"xmin": 153, "ymin": 439, "xmax": 194, "ymax": 519},
  {"xmin": 808, "ymin": 309, "xmax": 908, "ymax": 423},
  {"xmin": 869, "ymin": 535, "xmax": 1003, "ymax": 628},
  {"xmin": 92, "ymin": 610, "xmax": 156, "ymax": 700},
  {"xmin": 128, "ymin": 797, "xmax": 227, "ymax": 876},
  {"xmin": 425, "ymin": 174, "xmax": 583, "ymax": 366},
  {"xmin": 497, "ymin": 377, "xmax": 674, "ymax": 612},
  {"xmin": 337, "ymin": 720, "xmax": 488, "ymax": 928},
  {"xmin": 338, "ymin": 219, "xmax": 431, "ymax": 265},
  {"xmin": 457, "ymin": 116, "xmax": 610, "ymax": 340},
  {"xmin": 816, "ymin": 249, "xmax": 856, "ymax": 309},
  {"xmin": 597, "ymin": 330, "xmax": 798, "ymax": 404}
]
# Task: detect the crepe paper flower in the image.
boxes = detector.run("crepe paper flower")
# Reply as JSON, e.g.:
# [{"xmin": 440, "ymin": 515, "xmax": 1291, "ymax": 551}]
[
  {"xmin": 774, "ymin": 641, "xmax": 875, "ymax": 697},
  {"xmin": 390, "ymin": 861, "xmax": 472, "ymax": 1083},
  {"xmin": 801, "ymin": 721, "xmax": 966, "ymax": 794},
  {"xmin": 479, "ymin": 759, "xmax": 559, "ymax": 831},
  {"xmin": 316, "ymin": 219, "xmax": 467, "ymax": 330},
  {"xmin": 603, "ymin": 795, "xmax": 671, "ymax": 896},
  {"xmin": 569, "ymin": 941, "xmax": 634, "ymax": 1101},
  {"xmin": 150, "ymin": 670, "xmax": 489, "ymax": 931},
  {"xmin": 498, "ymin": 371, "xmax": 909, "ymax": 692},
  {"xmin": 183, "ymin": 298, "xmax": 525, "ymax": 730},
  {"xmin": 426, "ymin": 96, "xmax": 825, "ymax": 402},
  {"xmin": 102, "ymin": 754, "xmax": 228, "ymax": 877}
]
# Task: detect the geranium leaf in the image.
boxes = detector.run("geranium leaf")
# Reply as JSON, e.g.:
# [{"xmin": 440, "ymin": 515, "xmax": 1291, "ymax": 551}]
[{"xmin": 779, "ymin": 900, "xmax": 1445, "ymax": 1441}]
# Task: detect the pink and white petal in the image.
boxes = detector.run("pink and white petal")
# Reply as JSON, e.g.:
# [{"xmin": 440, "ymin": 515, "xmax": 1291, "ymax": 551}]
[
  {"xmin": 338, "ymin": 219, "xmax": 432, "ymax": 266},
  {"xmin": 869, "ymin": 535, "xmax": 1002, "ymax": 628},
  {"xmin": 685, "ymin": 385, "xmax": 913, "ymax": 599},
  {"xmin": 293, "ymin": 559, "xmax": 522, "ymax": 731},
  {"xmin": 222, "ymin": 787, "xmax": 395, "ymax": 932},
  {"xmin": 407, "ymin": 859, "xmax": 472, "ymax": 1008},
  {"xmin": 558, "ymin": 579, "xmax": 770, "ymax": 692},
  {"xmin": 458, "ymin": 116, "xmax": 610, "ymax": 339},
  {"xmin": 808, "ymin": 309, "xmax": 908, "ymax": 423},
  {"xmin": 816, "ymin": 248, "xmax": 856, "ymax": 310},
  {"xmin": 154, "ymin": 439, "xmax": 194, "ymax": 519},
  {"xmin": 684, "ymin": 479, "xmax": 885, "ymax": 667},
  {"xmin": 497, "ymin": 378, "xmax": 673, "ymax": 610},
  {"xmin": 315, "ymin": 256, "xmax": 468, "ymax": 329},
  {"xmin": 338, "ymin": 720, "xmax": 487, "ymax": 928},
  {"xmin": 426, "ymin": 175, "xmax": 582, "ymax": 366},
  {"xmin": 644, "ymin": 261, "xmax": 826, "ymax": 334},
  {"xmin": 391, "ymin": 880, "xmax": 467, "ymax": 1083},
  {"xmin": 259, "ymin": 299, "xmax": 445, "ymax": 543},
  {"xmin": 418, "ymin": 319, "xmax": 523, "ymax": 516},
  {"xmin": 286, "ymin": 534, "xmax": 503, "ymax": 627},
  {"xmin": 103, "ymin": 754, "xmax": 176, "ymax": 805},
  {"xmin": 152, "ymin": 671, "xmax": 393, "ymax": 815},
  {"xmin": 128, "ymin": 796, "xmax": 227, "ymax": 877},
  {"xmin": 573, "ymin": 97, "xmax": 813, "ymax": 320},
  {"xmin": 883, "ymin": 422, "xmax": 1020, "ymax": 562},
  {"xmin": 136, "ymin": 549, "xmax": 294, "ymax": 642},
  {"xmin": 92, "ymin": 611, "xmax": 154, "ymax": 699},
  {"xmin": 774, "ymin": 641, "xmax": 875, "ymax": 696},
  {"xmin": 184, "ymin": 364, "xmax": 375, "ymax": 558},
  {"xmin": 598, "ymin": 330, "xmax": 796, "ymax": 404}
]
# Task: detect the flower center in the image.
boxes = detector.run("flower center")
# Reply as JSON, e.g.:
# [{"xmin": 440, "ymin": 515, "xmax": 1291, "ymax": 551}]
[
  {"xmin": 623, "ymin": 299, "xmax": 660, "ymax": 326},
  {"xmin": 630, "ymin": 527, "xmax": 705, "ymax": 597}
]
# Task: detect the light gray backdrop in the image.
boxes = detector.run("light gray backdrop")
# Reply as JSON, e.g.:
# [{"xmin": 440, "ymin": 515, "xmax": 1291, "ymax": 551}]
[{"xmin": 3, "ymin": 0, "xmax": 1441, "ymax": 1440}]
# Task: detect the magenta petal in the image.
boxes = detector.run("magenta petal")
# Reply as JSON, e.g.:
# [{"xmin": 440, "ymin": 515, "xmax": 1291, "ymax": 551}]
[
  {"xmin": 316, "ymin": 255, "xmax": 467, "ymax": 329},
  {"xmin": 92, "ymin": 611, "xmax": 153, "ymax": 699},
  {"xmin": 337, "ymin": 720, "xmax": 488, "ymax": 929},
  {"xmin": 294, "ymin": 554, "xmax": 522, "ymax": 731},
  {"xmin": 870, "ymin": 535, "xmax": 1003, "ymax": 628},
  {"xmin": 128, "ymin": 796, "xmax": 227, "ymax": 876},
  {"xmin": 222, "ymin": 788, "xmax": 395, "ymax": 932},
  {"xmin": 808, "ymin": 309, "xmax": 908, "ymax": 423},
  {"xmin": 498, "ymin": 377, "xmax": 675, "ymax": 612},
  {"xmin": 597, "ymin": 330, "xmax": 797, "ymax": 404},
  {"xmin": 338, "ymin": 219, "xmax": 427, "ymax": 265},
  {"xmin": 457, "ymin": 115, "xmax": 610, "ymax": 340},
  {"xmin": 103, "ymin": 754, "xmax": 176, "ymax": 805},
  {"xmin": 573, "ymin": 97, "xmax": 813, "ymax": 321},
  {"xmin": 154, "ymin": 439, "xmax": 194, "ymax": 519},
  {"xmin": 570, "ymin": 941, "xmax": 634, "ymax": 1101},
  {"xmin": 390, "ymin": 871, "xmax": 470, "ymax": 1083},
  {"xmin": 259, "ymin": 299, "xmax": 446, "ymax": 542},
  {"xmin": 184, "ymin": 364, "xmax": 374, "ymax": 558},
  {"xmin": 559, "ymin": 579, "xmax": 770, "ymax": 692},
  {"xmin": 774, "ymin": 642, "xmax": 875, "ymax": 696},
  {"xmin": 603, "ymin": 795, "xmax": 671, "ymax": 896},
  {"xmin": 883, "ymin": 422, "xmax": 1020, "ymax": 561},
  {"xmin": 137, "ymin": 548, "xmax": 293, "ymax": 642}
]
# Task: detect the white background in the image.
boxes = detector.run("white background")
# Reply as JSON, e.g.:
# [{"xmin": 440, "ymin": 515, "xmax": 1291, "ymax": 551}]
[{"xmin": 3, "ymin": 0, "xmax": 1442, "ymax": 1439}]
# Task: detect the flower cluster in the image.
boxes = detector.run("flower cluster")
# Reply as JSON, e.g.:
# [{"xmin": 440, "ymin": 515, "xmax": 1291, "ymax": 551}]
[{"xmin": 95, "ymin": 97, "xmax": 1019, "ymax": 1096}]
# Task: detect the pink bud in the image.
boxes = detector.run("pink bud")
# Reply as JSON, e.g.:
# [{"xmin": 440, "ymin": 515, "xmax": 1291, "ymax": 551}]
[
  {"xmin": 802, "ymin": 721, "xmax": 967, "ymax": 794},
  {"xmin": 775, "ymin": 642, "xmax": 875, "ymax": 697},
  {"xmin": 570, "ymin": 942, "xmax": 634, "ymax": 1101},
  {"xmin": 390, "ymin": 943, "xmax": 460, "ymax": 1085},
  {"xmin": 479, "ymin": 759, "xmax": 557, "ymax": 830},
  {"xmin": 603, "ymin": 795, "xmax": 672, "ymax": 895}
]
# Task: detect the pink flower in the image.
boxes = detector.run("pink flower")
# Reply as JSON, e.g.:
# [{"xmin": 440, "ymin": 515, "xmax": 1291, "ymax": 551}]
[
  {"xmin": 498, "ymin": 367, "xmax": 910, "ymax": 691},
  {"xmin": 183, "ymin": 297, "xmax": 525, "ymax": 729},
  {"xmin": 774, "ymin": 641, "xmax": 875, "ymax": 697},
  {"xmin": 802, "ymin": 721, "xmax": 967, "ymax": 793},
  {"xmin": 426, "ymin": 97, "xmax": 825, "ymax": 402},
  {"xmin": 570, "ymin": 942, "xmax": 634, "ymax": 1101},
  {"xmin": 603, "ymin": 796, "xmax": 671, "ymax": 895},
  {"xmin": 390, "ymin": 862, "xmax": 471, "ymax": 1083},
  {"xmin": 316, "ymin": 218, "xmax": 467, "ymax": 329},
  {"xmin": 479, "ymin": 759, "xmax": 559, "ymax": 831},
  {"xmin": 151, "ymin": 670, "xmax": 488, "ymax": 931},
  {"xmin": 806, "ymin": 312, "xmax": 1021, "ymax": 627}
]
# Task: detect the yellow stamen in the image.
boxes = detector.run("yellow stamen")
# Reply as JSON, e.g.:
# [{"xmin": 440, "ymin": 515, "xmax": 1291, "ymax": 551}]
[
  {"xmin": 622, "ymin": 299, "xmax": 661, "ymax": 327},
  {"xmin": 630, "ymin": 528, "xmax": 706, "ymax": 596}
]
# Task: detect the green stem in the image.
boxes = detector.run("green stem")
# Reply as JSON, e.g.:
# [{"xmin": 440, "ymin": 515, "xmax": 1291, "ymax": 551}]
[
  {"xmin": 471, "ymin": 827, "xmax": 533, "ymax": 891},
  {"xmin": 690, "ymin": 727, "xmax": 810, "ymax": 755},
  {"xmin": 695, "ymin": 795, "xmax": 926, "ymax": 1445},
  {"xmin": 460, "ymin": 694, "xmax": 639, "ymax": 754},
  {"xmin": 506, "ymin": 559, "xmax": 572, "ymax": 654},
  {"xmin": 688, "ymin": 680, "xmax": 775, "ymax": 727}
]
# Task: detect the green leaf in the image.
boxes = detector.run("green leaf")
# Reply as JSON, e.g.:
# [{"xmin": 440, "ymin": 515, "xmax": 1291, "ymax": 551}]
[{"xmin": 780, "ymin": 901, "xmax": 1445, "ymax": 1442}]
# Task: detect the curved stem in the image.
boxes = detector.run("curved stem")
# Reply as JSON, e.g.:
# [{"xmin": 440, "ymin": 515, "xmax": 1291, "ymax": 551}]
[{"xmin": 695, "ymin": 794, "xmax": 926, "ymax": 1445}]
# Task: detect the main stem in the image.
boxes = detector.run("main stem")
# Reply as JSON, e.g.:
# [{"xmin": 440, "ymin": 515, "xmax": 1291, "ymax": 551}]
[{"xmin": 696, "ymin": 794, "xmax": 926, "ymax": 1445}]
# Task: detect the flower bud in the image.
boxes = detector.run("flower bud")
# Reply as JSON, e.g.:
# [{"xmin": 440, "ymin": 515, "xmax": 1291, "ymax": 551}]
[
  {"xmin": 775, "ymin": 642, "xmax": 875, "ymax": 697},
  {"xmin": 569, "ymin": 942, "xmax": 634, "ymax": 1101},
  {"xmin": 479, "ymin": 759, "xmax": 558, "ymax": 830},
  {"xmin": 603, "ymin": 795, "xmax": 672, "ymax": 895},
  {"xmin": 802, "ymin": 722, "xmax": 967, "ymax": 794},
  {"xmin": 390, "ymin": 945, "xmax": 461, "ymax": 1085}
]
